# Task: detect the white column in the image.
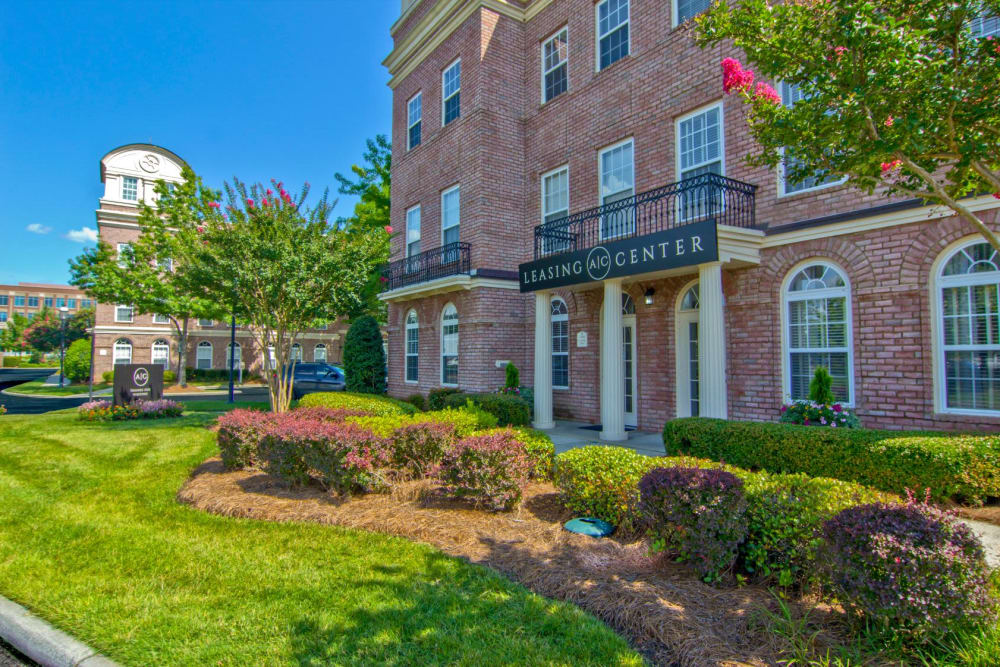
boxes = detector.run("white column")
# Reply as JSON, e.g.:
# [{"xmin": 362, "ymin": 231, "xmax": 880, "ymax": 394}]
[
  {"xmin": 699, "ymin": 261, "xmax": 728, "ymax": 419},
  {"xmin": 600, "ymin": 278, "xmax": 627, "ymax": 441},
  {"xmin": 533, "ymin": 291, "xmax": 554, "ymax": 429}
]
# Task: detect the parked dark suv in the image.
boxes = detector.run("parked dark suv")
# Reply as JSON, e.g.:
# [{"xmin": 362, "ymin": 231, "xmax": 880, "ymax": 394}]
[{"xmin": 283, "ymin": 363, "xmax": 345, "ymax": 400}]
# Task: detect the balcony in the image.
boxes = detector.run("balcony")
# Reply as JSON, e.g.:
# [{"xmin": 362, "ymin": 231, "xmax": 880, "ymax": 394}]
[
  {"xmin": 533, "ymin": 173, "xmax": 758, "ymax": 260},
  {"xmin": 381, "ymin": 242, "xmax": 471, "ymax": 292}
]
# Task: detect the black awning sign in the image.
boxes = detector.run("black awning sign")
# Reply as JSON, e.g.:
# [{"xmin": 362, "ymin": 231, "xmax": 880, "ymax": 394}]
[{"xmin": 519, "ymin": 219, "xmax": 718, "ymax": 292}]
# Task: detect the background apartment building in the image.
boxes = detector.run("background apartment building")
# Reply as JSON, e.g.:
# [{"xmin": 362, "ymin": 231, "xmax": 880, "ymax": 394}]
[
  {"xmin": 0, "ymin": 283, "xmax": 93, "ymax": 329},
  {"xmin": 92, "ymin": 144, "xmax": 347, "ymax": 379},
  {"xmin": 380, "ymin": 0, "xmax": 1000, "ymax": 435}
]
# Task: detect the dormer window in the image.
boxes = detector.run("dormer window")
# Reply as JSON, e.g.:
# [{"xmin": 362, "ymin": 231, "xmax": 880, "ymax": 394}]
[{"xmin": 122, "ymin": 176, "xmax": 138, "ymax": 201}]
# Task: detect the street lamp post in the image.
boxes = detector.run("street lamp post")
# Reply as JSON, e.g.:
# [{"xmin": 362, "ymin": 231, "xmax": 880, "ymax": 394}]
[
  {"xmin": 57, "ymin": 306, "xmax": 69, "ymax": 387},
  {"xmin": 228, "ymin": 313, "xmax": 236, "ymax": 404}
]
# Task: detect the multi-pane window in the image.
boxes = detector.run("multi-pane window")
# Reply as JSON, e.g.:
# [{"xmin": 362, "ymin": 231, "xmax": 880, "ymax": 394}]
[
  {"xmin": 44, "ymin": 297, "xmax": 53, "ymax": 307},
  {"xmin": 599, "ymin": 139, "xmax": 635, "ymax": 239},
  {"xmin": 121, "ymin": 176, "xmax": 138, "ymax": 201},
  {"xmin": 0, "ymin": 313, "xmax": 6, "ymax": 323},
  {"xmin": 542, "ymin": 166, "xmax": 570, "ymax": 254},
  {"xmin": 679, "ymin": 285, "xmax": 700, "ymax": 417},
  {"xmin": 290, "ymin": 343, "xmax": 303, "ymax": 362},
  {"xmin": 406, "ymin": 205, "xmax": 421, "ymax": 257},
  {"xmin": 405, "ymin": 310, "xmax": 419, "ymax": 383},
  {"xmin": 152, "ymin": 339, "xmax": 170, "ymax": 369},
  {"xmin": 597, "ymin": 0, "xmax": 629, "ymax": 70},
  {"xmin": 939, "ymin": 242, "xmax": 1000, "ymax": 412},
  {"xmin": 13, "ymin": 296, "xmax": 24, "ymax": 307},
  {"xmin": 153, "ymin": 313, "xmax": 170, "ymax": 324},
  {"xmin": 552, "ymin": 298, "xmax": 569, "ymax": 389},
  {"xmin": 674, "ymin": 0, "xmax": 711, "ymax": 26},
  {"xmin": 785, "ymin": 263, "xmax": 852, "ymax": 403},
  {"xmin": 441, "ymin": 304, "xmax": 459, "ymax": 385},
  {"xmin": 313, "ymin": 344, "xmax": 326, "ymax": 363},
  {"xmin": 407, "ymin": 93, "xmax": 422, "ymax": 150},
  {"xmin": 780, "ymin": 82, "xmax": 842, "ymax": 195},
  {"xmin": 198, "ymin": 319, "xmax": 214, "ymax": 327},
  {"xmin": 67, "ymin": 299, "xmax": 76, "ymax": 308},
  {"xmin": 117, "ymin": 243, "xmax": 132, "ymax": 268},
  {"xmin": 441, "ymin": 186, "xmax": 460, "ymax": 256},
  {"xmin": 226, "ymin": 342, "xmax": 242, "ymax": 368},
  {"xmin": 55, "ymin": 297, "xmax": 65, "ymax": 308},
  {"xmin": 115, "ymin": 304, "xmax": 134, "ymax": 323},
  {"xmin": 113, "ymin": 339, "xmax": 132, "ymax": 365},
  {"xmin": 82, "ymin": 299, "xmax": 93, "ymax": 308},
  {"xmin": 0, "ymin": 296, "xmax": 7, "ymax": 305},
  {"xmin": 27, "ymin": 297, "xmax": 38, "ymax": 308},
  {"xmin": 196, "ymin": 341, "xmax": 213, "ymax": 370},
  {"xmin": 542, "ymin": 28, "xmax": 568, "ymax": 102},
  {"xmin": 971, "ymin": 10, "xmax": 1000, "ymax": 37},
  {"xmin": 677, "ymin": 104, "xmax": 724, "ymax": 219},
  {"xmin": 442, "ymin": 59, "xmax": 461, "ymax": 126}
]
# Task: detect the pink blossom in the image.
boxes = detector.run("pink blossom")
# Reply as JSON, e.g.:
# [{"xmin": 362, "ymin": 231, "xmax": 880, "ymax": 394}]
[
  {"xmin": 993, "ymin": 193, "xmax": 1000, "ymax": 200},
  {"xmin": 262, "ymin": 198, "xmax": 270, "ymax": 207},
  {"xmin": 721, "ymin": 57, "xmax": 754, "ymax": 94},
  {"xmin": 207, "ymin": 201, "xmax": 220, "ymax": 209},
  {"xmin": 881, "ymin": 160, "xmax": 902, "ymax": 173},
  {"xmin": 884, "ymin": 115, "xmax": 894, "ymax": 127},
  {"xmin": 832, "ymin": 403, "xmax": 843, "ymax": 413},
  {"xmin": 246, "ymin": 198, "xmax": 255, "ymax": 208},
  {"xmin": 833, "ymin": 45, "xmax": 847, "ymax": 57},
  {"xmin": 820, "ymin": 416, "xmax": 827, "ymax": 425},
  {"xmin": 380, "ymin": 276, "xmax": 388, "ymax": 283},
  {"xmin": 266, "ymin": 189, "xmax": 273, "ymax": 196},
  {"xmin": 753, "ymin": 82, "xmax": 781, "ymax": 105},
  {"xmin": 197, "ymin": 225, "xmax": 205, "ymax": 233},
  {"xmin": 385, "ymin": 225, "xmax": 393, "ymax": 234}
]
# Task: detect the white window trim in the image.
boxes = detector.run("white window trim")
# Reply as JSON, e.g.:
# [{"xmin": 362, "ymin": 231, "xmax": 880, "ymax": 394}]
[
  {"xmin": 313, "ymin": 344, "xmax": 326, "ymax": 363},
  {"xmin": 152, "ymin": 313, "xmax": 170, "ymax": 324},
  {"xmin": 407, "ymin": 91, "xmax": 422, "ymax": 150},
  {"xmin": 779, "ymin": 259, "xmax": 855, "ymax": 407},
  {"xmin": 406, "ymin": 204, "xmax": 421, "ymax": 256},
  {"xmin": 405, "ymin": 310, "xmax": 419, "ymax": 384},
  {"xmin": 196, "ymin": 341, "xmax": 213, "ymax": 370},
  {"xmin": 552, "ymin": 297, "xmax": 569, "ymax": 389},
  {"xmin": 595, "ymin": 0, "xmax": 630, "ymax": 72},
  {"xmin": 674, "ymin": 279, "xmax": 700, "ymax": 418},
  {"xmin": 441, "ymin": 58, "xmax": 461, "ymax": 127},
  {"xmin": 198, "ymin": 319, "xmax": 214, "ymax": 327},
  {"xmin": 671, "ymin": 0, "xmax": 710, "ymax": 29},
  {"xmin": 598, "ymin": 137, "xmax": 635, "ymax": 240},
  {"xmin": 541, "ymin": 26, "xmax": 569, "ymax": 103},
  {"xmin": 541, "ymin": 164, "xmax": 570, "ymax": 255},
  {"xmin": 440, "ymin": 302, "xmax": 459, "ymax": 387},
  {"xmin": 776, "ymin": 81, "xmax": 847, "ymax": 198},
  {"xmin": 226, "ymin": 342, "xmax": 242, "ymax": 366},
  {"xmin": 930, "ymin": 235, "xmax": 1000, "ymax": 416},
  {"xmin": 113, "ymin": 339, "xmax": 132, "ymax": 365},
  {"xmin": 114, "ymin": 304, "xmax": 134, "ymax": 323},
  {"xmin": 441, "ymin": 184, "xmax": 460, "ymax": 246},
  {"xmin": 121, "ymin": 176, "xmax": 139, "ymax": 201},
  {"xmin": 675, "ymin": 101, "xmax": 726, "ymax": 180}
]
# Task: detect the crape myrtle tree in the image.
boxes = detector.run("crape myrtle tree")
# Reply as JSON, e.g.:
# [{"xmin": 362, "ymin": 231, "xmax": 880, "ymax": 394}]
[
  {"xmin": 0, "ymin": 312, "xmax": 30, "ymax": 353},
  {"xmin": 22, "ymin": 306, "xmax": 93, "ymax": 352},
  {"xmin": 146, "ymin": 172, "xmax": 387, "ymax": 413},
  {"xmin": 696, "ymin": 0, "xmax": 1000, "ymax": 250},
  {"xmin": 70, "ymin": 177, "xmax": 224, "ymax": 387}
]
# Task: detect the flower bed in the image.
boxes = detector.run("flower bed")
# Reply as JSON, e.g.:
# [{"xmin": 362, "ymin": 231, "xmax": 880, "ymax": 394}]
[{"xmin": 78, "ymin": 399, "xmax": 183, "ymax": 421}]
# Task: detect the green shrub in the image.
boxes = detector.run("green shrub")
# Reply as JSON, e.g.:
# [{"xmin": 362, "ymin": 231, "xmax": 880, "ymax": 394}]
[
  {"xmin": 405, "ymin": 393, "xmax": 426, "ymax": 411},
  {"xmin": 808, "ymin": 366, "xmax": 835, "ymax": 404},
  {"xmin": 505, "ymin": 362, "xmax": 519, "ymax": 390},
  {"xmin": 163, "ymin": 370, "xmax": 177, "ymax": 383},
  {"xmin": 298, "ymin": 391, "xmax": 416, "ymax": 417},
  {"xmin": 101, "ymin": 370, "xmax": 114, "ymax": 383},
  {"xmin": 343, "ymin": 315, "xmax": 386, "ymax": 394},
  {"xmin": 442, "ymin": 392, "xmax": 531, "ymax": 427},
  {"xmin": 663, "ymin": 417, "xmax": 1000, "ymax": 504},
  {"xmin": 29, "ymin": 350, "xmax": 42, "ymax": 364},
  {"xmin": 63, "ymin": 338, "xmax": 91, "ymax": 383},
  {"xmin": 427, "ymin": 387, "xmax": 462, "ymax": 410},
  {"xmin": 348, "ymin": 407, "xmax": 486, "ymax": 439},
  {"xmin": 440, "ymin": 431, "xmax": 534, "ymax": 511}
]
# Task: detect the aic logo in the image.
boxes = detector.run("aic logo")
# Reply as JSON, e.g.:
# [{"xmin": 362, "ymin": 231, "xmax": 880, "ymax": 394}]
[
  {"xmin": 133, "ymin": 367, "xmax": 150, "ymax": 387},
  {"xmin": 585, "ymin": 246, "xmax": 611, "ymax": 281}
]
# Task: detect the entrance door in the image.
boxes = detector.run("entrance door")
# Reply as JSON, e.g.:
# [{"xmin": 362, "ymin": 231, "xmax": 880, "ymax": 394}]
[
  {"xmin": 622, "ymin": 293, "xmax": 637, "ymax": 427},
  {"xmin": 676, "ymin": 284, "xmax": 700, "ymax": 418}
]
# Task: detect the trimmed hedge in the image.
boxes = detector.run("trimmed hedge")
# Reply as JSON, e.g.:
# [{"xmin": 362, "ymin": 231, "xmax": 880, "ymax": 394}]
[
  {"xmin": 298, "ymin": 391, "xmax": 418, "ymax": 417},
  {"xmin": 441, "ymin": 392, "xmax": 532, "ymax": 426},
  {"xmin": 476, "ymin": 427, "xmax": 555, "ymax": 481},
  {"xmin": 427, "ymin": 387, "xmax": 463, "ymax": 410},
  {"xmin": 347, "ymin": 408, "xmax": 490, "ymax": 439},
  {"xmin": 663, "ymin": 417, "xmax": 1000, "ymax": 504}
]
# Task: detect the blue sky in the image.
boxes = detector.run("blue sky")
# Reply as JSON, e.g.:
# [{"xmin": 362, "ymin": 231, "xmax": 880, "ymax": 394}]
[{"xmin": 0, "ymin": 0, "xmax": 398, "ymax": 285}]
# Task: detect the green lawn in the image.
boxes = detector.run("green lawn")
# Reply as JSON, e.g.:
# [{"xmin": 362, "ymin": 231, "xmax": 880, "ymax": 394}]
[
  {"xmin": 0, "ymin": 406, "xmax": 641, "ymax": 666},
  {"xmin": 6, "ymin": 380, "xmax": 111, "ymax": 396}
]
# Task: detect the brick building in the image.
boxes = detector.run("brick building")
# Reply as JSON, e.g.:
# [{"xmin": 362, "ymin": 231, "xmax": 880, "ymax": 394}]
[
  {"xmin": 0, "ymin": 283, "xmax": 93, "ymax": 329},
  {"xmin": 380, "ymin": 0, "xmax": 1000, "ymax": 436},
  {"xmin": 91, "ymin": 144, "xmax": 347, "ymax": 379}
]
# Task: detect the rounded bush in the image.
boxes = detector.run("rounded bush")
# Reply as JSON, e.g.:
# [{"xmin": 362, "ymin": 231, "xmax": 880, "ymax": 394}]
[
  {"xmin": 822, "ymin": 499, "xmax": 998, "ymax": 644},
  {"xmin": 440, "ymin": 431, "xmax": 533, "ymax": 511},
  {"xmin": 63, "ymin": 338, "xmax": 91, "ymax": 383},
  {"xmin": 639, "ymin": 467, "xmax": 747, "ymax": 582},
  {"xmin": 390, "ymin": 421, "xmax": 456, "ymax": 478},
  {"xmin": 476, "ymin": 427, "xmax": 555, "ymax": 480},
  {"xmin": 101, "ymin": 370, "xmax": 114, "ymax": 384},
  {"xmin": 163, "ymin": 369, "xmax": 177, "ymax": 383},
  {"xmin": 405, "ymin": 393, "xmax": 426, "ymax": 411},
  {"xmin": 427, "ymin": 387, "xmax": 462, "ymax": 410},
  {"xmin": 216, "ymin": 409, "xmax": 275, "ymax": 469},
  {"xmin": 298, "ymin": 391, "xmax": 416, "ymax": 416}
]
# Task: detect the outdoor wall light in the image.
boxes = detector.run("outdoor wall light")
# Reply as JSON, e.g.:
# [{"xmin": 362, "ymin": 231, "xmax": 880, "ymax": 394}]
[{"xmin": 644, "ymin": 287, "xmax": 655, "ymax": 305}]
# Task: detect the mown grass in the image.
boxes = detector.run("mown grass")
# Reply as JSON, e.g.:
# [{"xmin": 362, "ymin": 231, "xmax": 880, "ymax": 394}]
[
  {"xmin": 0, "ymin": 406, "xmax": 641, "ymax": 666},
  {"xmin": 5, "ymin": 380, "xmax": 111, "ymax": 396}
]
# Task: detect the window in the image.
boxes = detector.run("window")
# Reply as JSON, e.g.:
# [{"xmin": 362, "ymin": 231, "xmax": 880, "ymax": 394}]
[
  {"xmin": 599, "ymin": 139, "xmax": 635, "ymax": 239},
  {"xmin": 196, "ymin": 341, "xmax": 213, "ymax": 370},
  {"xmin": 113, "ymin": 339, "xmax": 132, "ymax": 365},
  {"xmin": 441, "ymin": 304, "xmax": 458, "ymax": 386},
  {"xmin": 227, "ymin": 342, "xmax": 242, "ymax": 367},
  {"xmin": 542, "ymin": 28, "xmax": 568, "ymax": 102},
  {"xmin": 116, "ymin": 243, "xmax": 132, "ymax": 268},
  {"xmin": 152, "ymin": 339, "xmax": 170, "ymax": 369},
  {"xmin": 290, "ymin": 343, "xmax": 303, "ymax": 362},
  {"xmin": 677, "ymin": 103, "xmax": 724, "ymax": 220},
  {"xmin": 0, "ymin": 296, "xmax": 7, "ymax": 306},
  {"xmin": 267, "ymin": 346, "xmax": 276, "ymax": 370},
  {"xmin": 441, "ymin": 185, "xmax": 460, "ymax": 252},
  {"xmin": 0, "ymin": 313, "xmax": 6, "ymax": 323},
  {"xmin": 55, "ymin": 297, "xmax": 65, "ymax": 308},
  {"xmin": 784, "ymin": 262, "xmax": 852, "ymax": 404},
  {"xmin": 44, "ymin": 297, "xmax": 53, "ymax": 307},
  {"xmin": 442, "ymin": 59, "xmax": 461, "ymax": 126},
  {"xmin": 552, "ymin": 298, "xmax": 569, "ymax": 388},
  {"xmin": 153, "ymin": 313, "xmax": 170, "ymax": 324},
  {"xmin": 198, "ymin": 319, "xmax": 214, "ymax": 327},
  {"xmin": 407, "ymin": 93, "xmax": 422, "ymax": 149},
  {"xmin": 674, "ymin": 0, "xmax": 711, "ymax": 26},
  {"xmin": 406, "ymin": 205, "xmax": 421, "ymax": 257},
  {"xmin": 121, "ymin": 176, "xmax": 138, "ymax": 201},
  {"xmin": 596, "ymin": 0, "xmax": 629, "ymax": 70},
  {"xmin": 678, "ymin": 284, "xmax": 700, "ymax": 417},
  {"xmin": 938, "ymin": 241, "xmax": 1000, "ymax": 413},
  {"xmin": 971, "ymin": 10, "xmax": 1000, "ymax": 38},
  {"xmin": 779, "ymin": 83, "xmax": 843, "ymax": 195},
  {"xmin": 27, "ymin": 297, "xmax": 38, "ymax": 308},
  {"xmin": 541, "ymin": 166, "xmax": 570, "ymax": 254},
  {"xmin": 82, "ymin": 299, "xmax": 92, "ymax": 308},
  {"xmin": 405, "ymin": 310, "xmax": 419, "ymax": 383},
  {"xmin": 115, "ymin": 304, "xmax": 134, "ymax": 323},
  {"xmin": 313, "ymin": 344, "xmax": 326, "ymax": 363},
  {"xmin": 67, "ymin": 299, "xmax": 76, "ymax": 309},
  {"xmin": 13, "ymin": 296, "xmax": 24, "ymax": 307},
  {"xmin": 26, "ymin": 313, "xmax": 34, "ymax": 321},
  {"xmin": 157, "ymin": 256, "xmax": 173, "ymax": 272}
]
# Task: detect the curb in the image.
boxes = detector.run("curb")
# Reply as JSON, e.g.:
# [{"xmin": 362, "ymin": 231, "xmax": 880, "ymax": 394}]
[
  {"xmin": 0, "ymin": 389, "xmax": 111, "ymax": 399},
  {"xmin": 0, "ymin": 595, "xmax": 120, "ymax": 666}
]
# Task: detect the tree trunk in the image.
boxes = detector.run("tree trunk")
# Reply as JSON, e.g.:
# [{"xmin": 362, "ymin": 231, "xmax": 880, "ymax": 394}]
[{"xmin": 174, "ymin": 317, "xmax": 189, "ymax": 387}]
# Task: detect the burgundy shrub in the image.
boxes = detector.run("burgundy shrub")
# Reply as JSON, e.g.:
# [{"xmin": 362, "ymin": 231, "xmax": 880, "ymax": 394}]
[
  {"xmin": 440, "ymin": 431, "xmax": 533, "ymax": 511},
  {"xmin": 389, "ymin": 421, "xmax": 457, "ymax": 478},
  {"xmin": 216, "ymin": 409, "xmax": 275, "ymax": 470}
]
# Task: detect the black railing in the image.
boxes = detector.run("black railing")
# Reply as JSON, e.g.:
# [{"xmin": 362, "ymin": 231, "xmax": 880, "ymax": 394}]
[
  {"xmin": 533, "ymin": 173, "xmax": 758, "ymax": 260},
  {"xmin": 381, "ymin": 242, "xmax": 471, "ymax": 291}
]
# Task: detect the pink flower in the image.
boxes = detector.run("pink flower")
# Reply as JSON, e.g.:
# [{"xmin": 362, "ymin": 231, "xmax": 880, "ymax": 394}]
[
  {"xmin": 380, "ymin": 276, "xmax": 388, "ymax": 283},
  {"xmin": 753, "ymin": 82, "xmax": 781, "ymax": 105},
  {"xmin": 246, "ymin": 198, "xmax": 255, "ymax": 208},
  {"xmin": 993, "ymin": 193, "xmax": 1000, "ymax": 200},
  {"xmin": 207, "ymin": 201, "xmax": 220, "ymax": 209},
  {"xmin": 884, "ymin": 115, "xmax": 894, "ymax": 127},
  {"xmin": 831, "ymin": 421, "xmax": 837, "ymax": 428},
  {"xmin": 385, "ymin": 225, "xmax": 393, "ymax": 234},
  {"xmin": 721, "ymin": 57, "xmax": 754, "ymax": 94},
  {"xmin": 262, "ymin": 198, "xmax": 270, "ymax": 207},
  {"xmin": 820, "ymin": 416, "xmax": 827, "ymax": 425},
  {"xmin": 881, "ymin": 160, "xmax": 902, "ymax": 173},
  {"xmin": 833, "ymin": 45, "xmax": 847, "ymax": 57},
  {"xmin": 266, "ymin": 189, "xmax": 273, "ymax": 196},
  {"xmin": 832, "ymin": 403, "xmax": 843, "ymax": 413},
  {"xmin": 196, "ymin": 225, "xmax": 205, "ymax": 233}
]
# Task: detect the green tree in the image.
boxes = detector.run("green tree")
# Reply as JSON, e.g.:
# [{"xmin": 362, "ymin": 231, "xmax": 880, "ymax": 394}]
[
  {"xmin": 696, "ymin": 0, "xmax": 1000, "ymax": 250},
  {"xmin": 334, "ymin": 135, "xmax": 392, "ymax": 321},
  {"xmin": 22, "ymin": 307, "xmax": 93, "ymax": 353},
  {"xmin": 147, "ymin": 173, "xmax": 386, "ymax": 412},
  {"xmin": 343, "ymin": 315, "xmax": 387, "ymax": 394},
  {"xmin": 69, "ymin": 173, "xmax": 224, "ymax": 387},
  {"xmin": 63, "ymin": 337, "xmax": 92, "ymax": 384},
  {"xmin": 808, "ymin": 366, "xmax": 836, "ymax": 405},
  {"xmin": 0, "ymin": 312, "xmax": 30, "ymax": 353}
]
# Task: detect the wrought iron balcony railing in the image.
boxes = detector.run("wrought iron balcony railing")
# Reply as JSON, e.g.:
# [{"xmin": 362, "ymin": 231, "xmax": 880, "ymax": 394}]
[
  {"xmin": 381, "ymin": 242, "xmax": 471, "ymax": 292},
  {"xmin": 533, "ymin": 173, "xmax": 758, "ymax": 260}
]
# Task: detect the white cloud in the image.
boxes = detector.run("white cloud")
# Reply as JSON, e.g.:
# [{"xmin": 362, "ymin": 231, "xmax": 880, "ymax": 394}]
[
  {"xmin": 26, "ymin": 223, "xmax": 52, "ymax": 235},
  {"xmin": 65, "ymin": 227, "xmax": 98, "ymax": 244}
]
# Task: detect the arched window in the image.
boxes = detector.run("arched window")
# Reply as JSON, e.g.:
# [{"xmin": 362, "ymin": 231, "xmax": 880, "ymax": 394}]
[
  {"xmin": 313, "ymin": 344, "xmax": 326, "ymax": 363},
  {"xmin": 196, "ymin": 341, "xmax": 213, "ymax": 370},
  {"xmin": 622, "ymin": 293, "xmax": 636, "ymax": 314},
  {"xmin": 677, "ymin": 284, "xmax": 700, "ymax": 417},
  {"xmin": 226, "ymin": 342, "xmax": 241, "ymax": 368},
  {"xmin": 441, "ymin": 304, "xmax": 458, "ymax": 386},
  {"xmin": 151, "ymin": 339, "xmax": 170, "ymax": 369},
  {"xmin": 290, "ymin": 343, "xmax": 303, "ymax": 362},
  {"xmin": 784, "ymin": 262, "xmax": 852, "ymax": 403},
  {"xmin": 938, "ymin": 241, "xmax": 1000, "ymax": 413},
  {"xmin": 405, "ymin": 310, "xmax": 419, "ymax": 383},
  {"xmin": 551, "ymin": 298, "xmax": 569, "ymax": 388},
  {"xmin": 113, "ymin": 338, "xmax": 132, "ymax": 365},
  {"xmin": 680, "ymin": 284, "xmax": 700, "ymax": 311}
]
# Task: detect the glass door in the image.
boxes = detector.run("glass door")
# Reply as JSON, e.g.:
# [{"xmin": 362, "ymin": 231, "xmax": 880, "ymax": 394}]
[{"xmin": 623, "ymin": 318, "xmax": 637, "ymax": 427}]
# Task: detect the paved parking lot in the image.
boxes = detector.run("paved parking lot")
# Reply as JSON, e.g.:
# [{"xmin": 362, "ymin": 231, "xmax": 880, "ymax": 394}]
[{"xmin": 0, "ymin": 638, "xmax": 32, "ymax": 667}]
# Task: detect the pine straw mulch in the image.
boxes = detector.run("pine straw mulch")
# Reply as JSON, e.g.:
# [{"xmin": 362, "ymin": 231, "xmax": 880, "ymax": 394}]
[{"xmin": 178, "ymin": 459, "xmax": 857, "ymax": 667}]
